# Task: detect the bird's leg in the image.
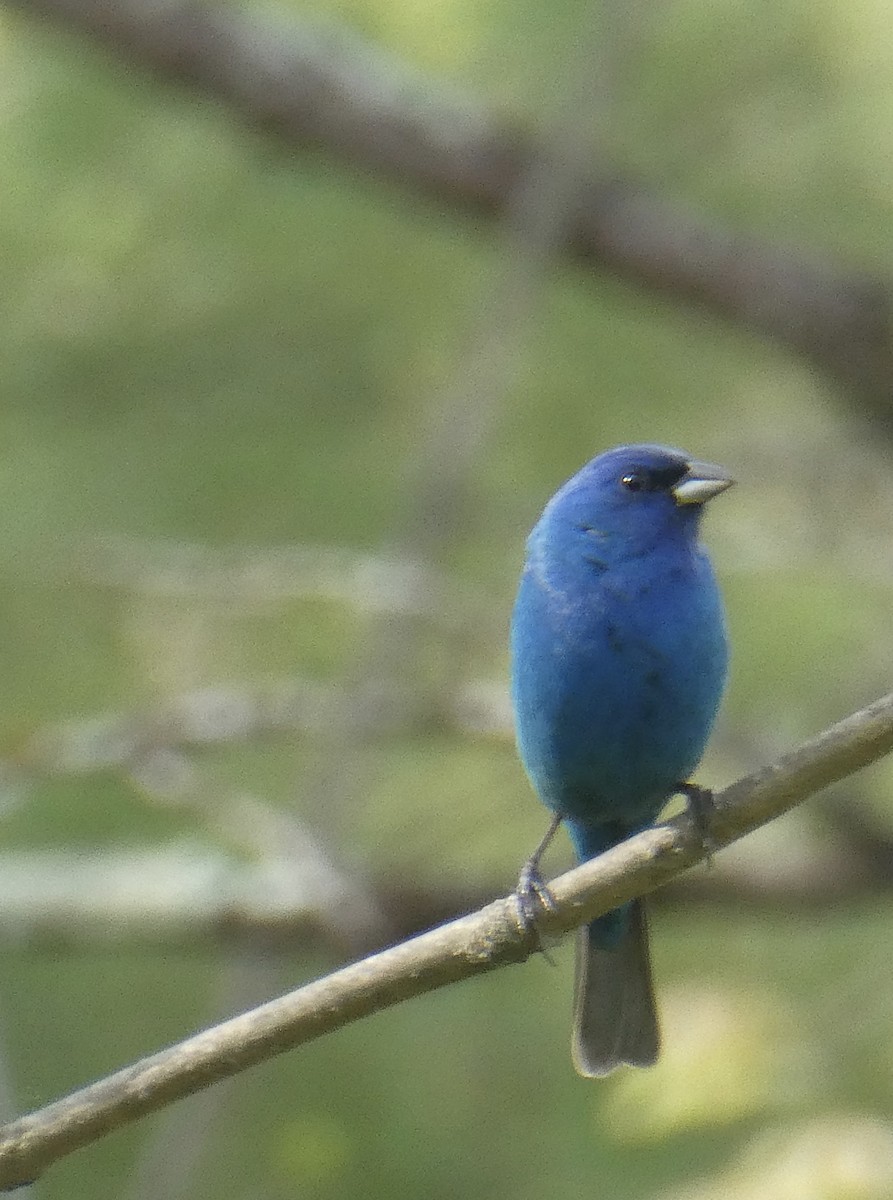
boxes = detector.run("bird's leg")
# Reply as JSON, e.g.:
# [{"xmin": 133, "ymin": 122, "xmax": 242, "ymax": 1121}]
[
  {"xmin": 515, "ymin": 813, "xmax": 562, "ymax": 940},
  {"xmin": 677, "ymin": 782, "xmax": 716, "ymax": 853}
]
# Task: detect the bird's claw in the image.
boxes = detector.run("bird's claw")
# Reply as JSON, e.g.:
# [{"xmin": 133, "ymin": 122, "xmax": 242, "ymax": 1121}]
[
  {"xmin": 514, "ymin": 861, "xmax": 558, "ymax": 958},
  {"xmin": 517, "ymin": 861, "xmax": 557, "ymax": 917},
  {"xmin": 677, "ymin": 782, "xmax": 717, "ymax": 855}
]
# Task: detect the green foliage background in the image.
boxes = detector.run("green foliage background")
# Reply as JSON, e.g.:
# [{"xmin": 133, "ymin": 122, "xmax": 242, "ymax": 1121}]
[{"xmin": 1, "ymin": 0, "xmax": 893, "ymax": 1196}]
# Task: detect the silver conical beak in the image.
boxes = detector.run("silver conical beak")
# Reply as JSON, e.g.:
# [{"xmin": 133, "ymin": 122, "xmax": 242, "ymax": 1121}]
[{"xmin": 671, "ymin": 459, "xmax": 735, "ymax": 506}]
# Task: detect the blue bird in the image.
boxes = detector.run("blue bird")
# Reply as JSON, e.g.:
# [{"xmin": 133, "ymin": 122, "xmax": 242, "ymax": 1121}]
[{"xmin": 510, "ymin": 444, "xmax": 732, "ymax": 1076}]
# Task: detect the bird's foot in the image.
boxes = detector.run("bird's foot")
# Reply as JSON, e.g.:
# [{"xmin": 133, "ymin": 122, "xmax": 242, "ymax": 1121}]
[
  {"xmin": 514, "ymin": 861, "xmax": 558, "ymax": 959},
  {"xmin": 513, "ymin": 813, "xmax": 562, "ymax": 957},
  {"xmin": 677, "ymin": 782, "xmax": 717, "ymax": 855}
]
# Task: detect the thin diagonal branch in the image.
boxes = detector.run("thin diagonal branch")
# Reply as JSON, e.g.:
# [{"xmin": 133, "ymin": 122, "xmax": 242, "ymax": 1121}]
[
  {"xmin": 8, "ymin": 0, "xmax": 893, "ymax": 410},
  {"xmin": 1, "ymin": 690, "xmax": 893, "ymax": 1191}
]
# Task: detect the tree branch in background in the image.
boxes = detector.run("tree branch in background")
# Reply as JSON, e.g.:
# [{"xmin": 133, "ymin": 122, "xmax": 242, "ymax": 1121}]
[
  {"xmin": 7, "ymin": 0, "xmax": 893, "ymax": 412},
  {"xmin": 1, "ymin": 690, "xmax": 893, "ymax": 1191},
  {"xmin": 5, "ymin": 677, "xmax": 893, "ymax": 954}
]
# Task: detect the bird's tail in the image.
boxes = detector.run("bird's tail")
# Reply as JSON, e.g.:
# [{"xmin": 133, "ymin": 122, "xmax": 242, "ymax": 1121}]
[{"xmin": 572, "ymin": 898, "xmax": 660, "ymax": 1077}]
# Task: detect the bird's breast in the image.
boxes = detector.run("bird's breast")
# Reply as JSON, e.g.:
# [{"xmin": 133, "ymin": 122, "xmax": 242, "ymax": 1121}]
[{"xmin": 511, "ymin": 546, "xmax": 727, "ymax": 825}]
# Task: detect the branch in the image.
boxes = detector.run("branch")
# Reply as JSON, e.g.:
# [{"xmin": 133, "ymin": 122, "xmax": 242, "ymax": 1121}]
[
  {"xmin": 0, "ymin": 821, "xmax": 887, "ymax": 954},
  {"xmin": 1, "ymin": 691, "xmax": 892, "ymax": 1190},
  {"xmin": 16, "ymin": 676, "xmax": 510, "ymax": 778},
  {"xmin": 9, "ymin": 0, "xmax": 893, "ymax": 410},
  {"xmin": 62, "ymin": 536, "xmax": 494, "ymax": 626}
]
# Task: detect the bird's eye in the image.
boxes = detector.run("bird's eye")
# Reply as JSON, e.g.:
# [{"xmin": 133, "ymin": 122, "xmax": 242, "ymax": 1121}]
[{"xmin": 620, "ymin": 472, "xmax": 646, "ymax": 492}]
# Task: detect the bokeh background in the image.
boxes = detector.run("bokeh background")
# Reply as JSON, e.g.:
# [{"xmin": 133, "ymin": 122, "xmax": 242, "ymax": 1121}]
[{"xmin": 2, "ymin": 0, "xmax": 893, "ymax": 1196}]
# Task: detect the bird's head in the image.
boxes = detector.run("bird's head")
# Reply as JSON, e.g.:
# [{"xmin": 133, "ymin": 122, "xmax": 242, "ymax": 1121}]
[{"xmin": 539, "ymin": 444, "xmax": 733, "ymax": 559}]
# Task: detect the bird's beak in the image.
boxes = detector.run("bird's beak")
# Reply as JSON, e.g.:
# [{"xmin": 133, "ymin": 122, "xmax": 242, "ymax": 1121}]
[{"xmin": 671, "ymin": 460, "xmax": 735, "ymax": 506}]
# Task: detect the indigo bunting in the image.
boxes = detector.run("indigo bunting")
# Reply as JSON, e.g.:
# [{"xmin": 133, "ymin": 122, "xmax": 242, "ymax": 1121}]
[{"xmin": 510, "ymin": 444, "xmax": 732, "ymax": 1076}]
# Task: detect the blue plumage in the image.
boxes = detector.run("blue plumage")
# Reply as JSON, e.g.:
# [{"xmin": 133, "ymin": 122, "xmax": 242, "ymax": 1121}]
[{"xmin": 510, "ymin": 444, "xmax": 732, "ymax": 1075}]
